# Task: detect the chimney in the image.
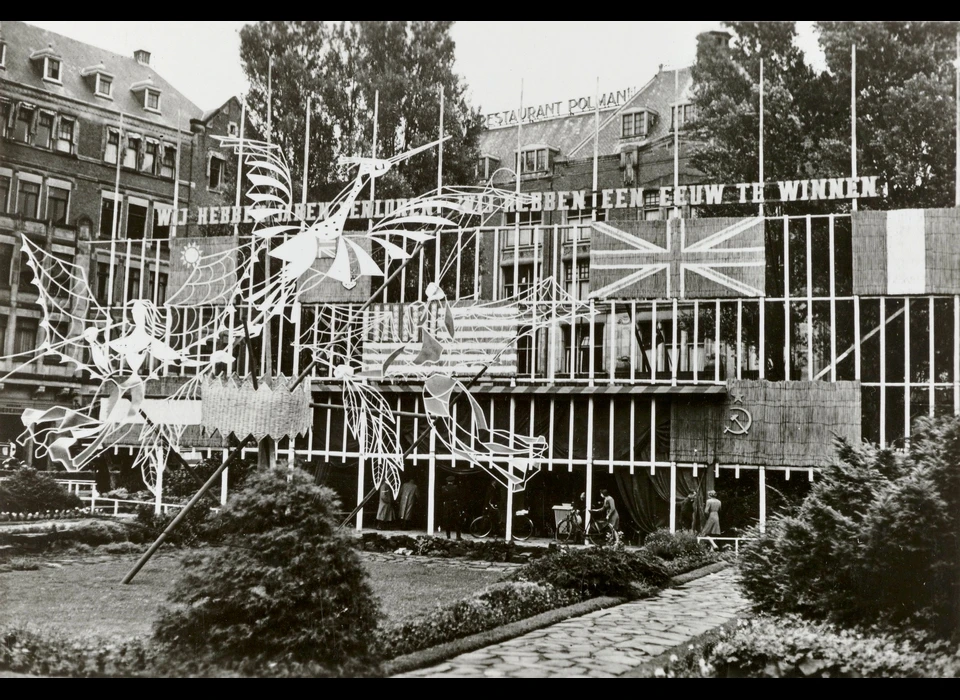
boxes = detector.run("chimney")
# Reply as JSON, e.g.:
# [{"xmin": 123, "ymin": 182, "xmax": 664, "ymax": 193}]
[
  {"xmin": 134, "ymin": 49, "xmax": 151, "ymax": 66},
  {"xmin": 697, "ymin": 31, "xmax": 732, "ymax": 52}
]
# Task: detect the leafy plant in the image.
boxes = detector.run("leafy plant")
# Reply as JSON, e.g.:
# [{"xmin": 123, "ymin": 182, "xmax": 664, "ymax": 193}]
[
  {"xmin": 510, "ymin": 546, "xmax": 670, "ymax": 599},
  {"xmin": 0, "ymin": 468, "xmax": 82, "ymax": 515},
  {"xmin": 152, "ymin": 467, "xmax": 383, "ymax": 677}
]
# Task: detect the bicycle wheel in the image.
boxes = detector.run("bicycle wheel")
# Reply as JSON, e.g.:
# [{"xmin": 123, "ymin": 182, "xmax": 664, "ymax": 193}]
[
  {"xmin": 586, "ymin": 521, "xmax": 608, "ymax": 546},
  {"xmin": 470, "ymin": 515, "xmax": 493, "ymax": 538},
  {"xmin": 556, "ymin": 516, "xmax": 575, "ymax": 543},
  {"xmin": 512, "ymin": 516, "xmax": 534, "ymax": 541}
]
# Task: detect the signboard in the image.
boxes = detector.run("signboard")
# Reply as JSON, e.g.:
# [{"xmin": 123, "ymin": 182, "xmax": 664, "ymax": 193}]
[
  {"xmin": 166, "ymin": 176, "xmax": 881, "ymax": 229},
  {"xmin": 483, "ymin": 87, "xmax": 638, "ymax": 129}
]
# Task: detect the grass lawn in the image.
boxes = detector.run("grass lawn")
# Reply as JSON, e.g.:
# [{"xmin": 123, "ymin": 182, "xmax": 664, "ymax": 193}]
[{"xmin": 0, "ymin": 547, "xmax": 507, "ymax": 640}]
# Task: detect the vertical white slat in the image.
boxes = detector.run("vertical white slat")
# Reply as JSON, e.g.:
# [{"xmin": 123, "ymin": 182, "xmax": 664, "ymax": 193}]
[
  {"xmin": 651, "ymin": 300, "xmax": 658, "ymax": 384},
  {"xmin": 854, "ymin": 296, "xmax": 861, "ymax": 381},
  {"xmin": 806, "ymin": 215, "xmax": 813, "ymax": 381},
  {"xmin": 714, "ymin": 300, "xmax": 721, "ymax": 383},
  {"xmin": 669, "ymin": 461, "xmax": 676, "ymax": 533},
  {"xmin": 649, "ymin": 397, "xmax": 656, "ymax": 474},
  {"xmin": 473, "ymin": 227, "xmax": 481, "ymax": 300},
  {"xmin": 631, "ymin": 299, "xmax": 638, "ymax": 385},
  {"xmin": 492, "ymin": 227, "xmax": 500, "ymax": 301},
  {"xmin": 759, "ymin": 466, "xmax": 767, "ymax": 535},
  {"xmin": 829, "ymin": 215, "xmax": 837, "ymax": 382},
  {"xmin": 608, "ymin": 397, "xmax": 615, "ymax": 473},
  {"xmin": 455, "ymin": 228, "xmax": 463, "ymax": 300},
  {"xmin": 693, "ymin": 299, "xmax": 700, "ymax": 385},
  {"xmin": 929, "ymin": 296, "xmax": 935, "ymax": 416},
  {"xmin": 955, "ymin": 296, "xmax": 960, "ymax": 414},
  {"xmin": 427, "ymin": 412, "xmax": 437, "ymax": 536},
  {"xmin": 784, "ymin": 215, "xmax": 791, "ymax": 380},
  {"xmin": 356, "ymin": 421, "xmax": 365, "ymax": 532},
  {"xmin": 568, "ymin": 396, "xmax": 575, "ymax": 472},
  {"xmin": 629, "ymin": 397, "xmax": 636, "ymax": 475},
  {"xmin": 548, "ymin": 397, "xmax": 555, "ymax": 472},
  {"xmin": 905, "ymin": 298, "xmax": 911, "ymax": 441},
  {"xmin": 585, "ymin": 395, "xmax": 594, "ymax": 532},
  {"xmin": 759, "ymin": 298, "xmax": 765, "ymax": 380},
  {"xmin": 588, "ymin": 298, "xmax": 597, "ymax": 386},
  {"xmin": 671, "ymin": 298, "xmax": 678, "ymax": 386},
  {"xmin": 609, "ymin": 300, "xmax": 617, "ymax": 386},
  {"xmin": 880, "ymin": 296, "xmax": 887, "ymax": 447},
  {"xmin": 324, "ymin": 406, "xmax": 332, "ymax": 461}
]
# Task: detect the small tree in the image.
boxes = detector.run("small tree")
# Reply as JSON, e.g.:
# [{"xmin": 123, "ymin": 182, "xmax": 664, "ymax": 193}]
[
  {"xmin": 0, "ymin": 467, "xmax": 83, "ymax": 514},
  {"xmin": 738, "ymin": 417, "xmax": 960, "ymax": 640},
  {"xmin": 152, "ymin": 468, "xmax": 383, "ymax": 676}
]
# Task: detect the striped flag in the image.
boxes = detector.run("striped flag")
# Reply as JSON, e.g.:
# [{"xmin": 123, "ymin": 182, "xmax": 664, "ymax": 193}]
[
  {"xmin": 852, "ymin": 208, "xmax": 960, "ymax": 295},
  {"xmin": 589, "ymin": 218, "xmax": 766, "ymax": 299},
  {"xmin": 362, "ymin": 301, "xmax": 519, "ymax": 377}
]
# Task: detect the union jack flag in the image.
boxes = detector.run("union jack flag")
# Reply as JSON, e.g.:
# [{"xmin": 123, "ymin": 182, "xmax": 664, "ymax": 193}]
[{"xmin": 588, "ymin": 217, "xmax": 766, "ymax": 300}]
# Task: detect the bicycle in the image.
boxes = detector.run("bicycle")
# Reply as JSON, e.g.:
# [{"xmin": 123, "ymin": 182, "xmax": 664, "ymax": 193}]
[
  {"xmin": 555, "ymin": 510, "xmax": 620, "ymax": 546},
  {"xmin": 469, "ymin": 503, "xmax": 535, "ymax": 541}
]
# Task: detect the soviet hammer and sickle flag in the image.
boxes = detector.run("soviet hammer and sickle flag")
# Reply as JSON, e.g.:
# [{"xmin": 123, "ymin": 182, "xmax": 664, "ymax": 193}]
[{"xmin": 588, "ymin": 217, "xmax": 766, "ymax": 300}]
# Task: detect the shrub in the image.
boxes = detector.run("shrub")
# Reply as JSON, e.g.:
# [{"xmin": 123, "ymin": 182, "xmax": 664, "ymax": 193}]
[
  {"xmin": 640, "ymin": 527, "xmax": 709, "ymax": 560},
  {"xmin": 56, "ymin": 520, "xmax": 131, "ymax": 547},
  {"xmin": 377, "ymin": 581, "xmax": 579, "ymax": 658},
  {"xmin": 0, "ymin": 468, "xmax": 82, "ymax": 514},
  {"xmin": 161, "ymin": 457, "xmax": 254, "ymax": 501},
  {"xmin": 511, "ymin": 546, "xmax": 670, "ymax": 599},
  {"xmin": 152, "ymin": 468, "xmax": 383, "ymax": 677},
  {"xmin": 706, "ymin": 615, "xmax": 960, "ymax": 678},
  {"xmin": 738, "ymin": 418, "xmax": 960, "ymax": 639},
  {"xmin": 133, "ymin": 503, "xmax": 221, "ymax": 547},
  {"xmin": 0, "ymin": 626, "xmax": 158, "ymax": 677}
]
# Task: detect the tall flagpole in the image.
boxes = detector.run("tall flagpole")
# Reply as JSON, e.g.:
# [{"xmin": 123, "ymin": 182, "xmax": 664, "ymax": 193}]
[
  {"xmin": 852, "ymin": 44, "xmax": 858, "ymax": 212},
  {"xmin": 674, "ymin": 68, "xmax": 680, "ymax": 217},
  {"xmin": 259, "ymin": 53, "xmax": 275, "ymax": 468},
  {"xmin": 267, "ymin": 55, "xmax": 273, "ymax": 145},
  {"xmin": 437, "ymin": 85, "xmax": 444, "ymax": 195},
  {"xmin": 234, "ymin": 99, "xmax": 245, "ymax": 238},
  {"xmin": 955, "ymin": 32, "xmax": 959, "ymax": 207},
  {"xmin": 371, "ymin": 90, "xmax": 379, "ymax": 201},
  {"xmin": 302, "ymin": 96, "xmax": 310, "ymax": 220},
  {"xmin": 759, "ymin": 58, "xmax": 764, "ymax": 217},
  {"xmin": 593, "ymin": 76, "xmax": 600, "ymax": 202}
]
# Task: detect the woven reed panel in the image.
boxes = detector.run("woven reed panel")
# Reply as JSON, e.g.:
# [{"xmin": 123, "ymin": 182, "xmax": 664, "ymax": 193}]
[
  {"xmin": 671, "ymin": 380, "xmax": 861, "ymax": 467},
  {"xmin": 923, "ymin": 208, "xmax": 960, "ymax": 294},
  {"xmin": 167, "ymin": 236, "xmax": 239, "ymax": 305},
  {"xmin": 201, "ymin": 375, "xmax": 312, "ymax": 441},
  {"xmin": 851, "ymin": 211, "xmax": 887, "ymax": 296}
]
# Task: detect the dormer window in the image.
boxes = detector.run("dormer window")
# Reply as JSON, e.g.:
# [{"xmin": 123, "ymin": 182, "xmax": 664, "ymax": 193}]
[
  {"xmin": 621, "ymin": 109, "xmax": 654, "ymax": 139},
  {"xmin": 145, "ymin": 89, "xmax": 160, "ymax": 112},
  {"xmin": 44, "ymin": 57, "xmax": 62, "ymax": 83},
  {"xmin": 516, "ymin": 145, "xmax": 556, "ymax": 175},
  {"xmin": 130, "ymin": 79, "xmax": 162, "ymax": 114},
  {"xmin": 96, "ymin": 75, "xmax": 112, "ymax": 97},
  {"xmin": 82, "ymin": 63, "xmax": 115, "ymax": 99},
  {"xmin": 227, "ymin": 121, "xmax": 238, "ymax": 137}
]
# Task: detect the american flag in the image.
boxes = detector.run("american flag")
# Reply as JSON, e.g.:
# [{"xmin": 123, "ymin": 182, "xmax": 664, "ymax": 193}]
[
  {"xmin": 362, "ymin": 301, "xmax": 520, "ymax": 377},
  {"xmin": 588, "ymin": 217, "xmax": 766, "ymax": 299}
]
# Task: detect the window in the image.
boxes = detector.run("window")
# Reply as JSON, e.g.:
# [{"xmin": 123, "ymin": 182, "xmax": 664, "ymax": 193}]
[
  {"xmin": 127, "ymin": 203, "xmax": 147, "ymax": 240},
  {"xmin": 126, "ymin": 267, "xmax": 141, "ymax": 300},
  {"xmin": 147, "ymin": 271, "xmax": 168, "ymax": 304},
  {"xmin": 502, "ymin": 264, "xmax": 539, "ymax": 298},
  {"xmin": 104, "ymin": 129, "xmax": 119, "ymax": 164},
  {"xmin": 142, "ymin": 140, "xmax": 157, "ymax": 174},
  {"xmin": 123, "ymin": 135, "xmax": 141, "ymax": 169},
  {"xmin": 144, "ymin": 89, "xmax": 160, "ymax": 112},
  {"xmin": 159, "ymin": 145, "xmax": 176, "ymax": 179},
  {"xmin": 227, "ymin": 121, "xmax": 238, "ymax": 137},
  {"xmin": 13, "ymin": 105, "xmax": 34, "ymax": 142},
  {"xmin": 95, "ymin": 262, "xmax": 111, "ymax": 304},
  {"xmin": 621, "ymin": 111, "xmax": 650, "ymax": 139},
  {"xmin": 47, "ymin": 187, "xmax": 69, "ymax": 225},
  {"xmin": 17, "ymin": 180, "xmax": 40, "ymax": 218},
  {"xmin": 95, "ymin": 75, "xmax": 112, "ymax": 98},
  {"xmin": 152, "ymin": 207, "xmax": 171, "ymax": 239},
  {"xmin": 100, "ymin": 197, "xmax": 117, "ymax": 238},
  {"xmin": 208, "ymin": 155, "xmax": 224, "ymax": 189},
  {"xmin": 34, "ymin": 112, "xmax": 53, "ymax": 149},
  {"xmin": 18, "ymin": 249, "xmax": 36, "ymax": 292},
  {"xmin": 671, "ymin": 103, "xmax": 697, "ymax": 132},
  {"xmin": 564, "ymin": 261, "xmax": 591, "ymax": 299},
  {"xmin": 643, "ymin": 191, "xmax": 662, "ymax": 221},
  {"xmin": 0, "ymin": 101, "xmax": 10, "ymax": 138},
  {"xmin": 477, "ymin": 155, "xmax": 499, "ymax": 180},
  {"xmin": 0, "ymin": 243, "xmax": 13, "ymax": 287},
  {"xmin": 56, "ymin": 117, "xmax": 75, "ymax": 153},
  {"xmin": 517, "ymin": 147, "xmax": 549, "ymax": 174},
  {"xmin": 0, "ymin": 175, "xmax": 9, "ymax": 213},
  {"xmin": 502, "ymin": 210, "xmax": 544, "ymax": 247},
  {"xmin": 564, "ymin": 206, "xmax": 605, "ymax": 242},
  {"xmin": 44, "ymin": 58, "xmax": 62, "ymax": 83},
  {"xmin": 14, "ymin": 318, "xmax": 38, "ymax": 355}
]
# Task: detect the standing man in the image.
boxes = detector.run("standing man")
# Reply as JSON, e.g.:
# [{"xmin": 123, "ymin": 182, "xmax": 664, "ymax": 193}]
[
  {"xmin": 440, "ymin": 475, "xmax": 463, "ymax": 540},
  {"xmin": 397, "ymin": 476, "xmax": 419, "ymax": 530}
]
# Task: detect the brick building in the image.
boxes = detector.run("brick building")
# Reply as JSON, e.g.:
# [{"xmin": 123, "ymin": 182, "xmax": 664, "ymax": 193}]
[{"xmin": 0, "ymin": 20, "xmax": 243, "ymax": 461}]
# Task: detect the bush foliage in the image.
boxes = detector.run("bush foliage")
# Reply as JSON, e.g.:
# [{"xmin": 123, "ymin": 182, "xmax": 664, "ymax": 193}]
[
  {"xmin": 152, "ymin": 468, "xmax": 383, "ymax": 677},
  {"xmin": 0, "ymin": 468, "xmax": 82, "ymax": 514},
  {"xmin": 738, "ymin": 416, "xmax": 960, "ymax": 640},
  {"xmin": 510, "ymin": 546, "xmax": 670, "ymax": 599}
]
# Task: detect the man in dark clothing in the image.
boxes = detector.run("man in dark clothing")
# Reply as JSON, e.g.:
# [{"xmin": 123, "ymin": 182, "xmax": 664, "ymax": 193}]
[{"xmin": 440, "ymin": 475, "xmax": 463, "ymax": 540}]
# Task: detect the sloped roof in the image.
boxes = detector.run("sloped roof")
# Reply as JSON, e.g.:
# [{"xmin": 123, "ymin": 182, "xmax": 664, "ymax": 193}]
[
  {"xmin": 478, "ymin": 65, "xmax": 696, "ymax": 170},
  {"xmin": 0, "ymin": 21, "xmax": 203, "ymax": 128}
]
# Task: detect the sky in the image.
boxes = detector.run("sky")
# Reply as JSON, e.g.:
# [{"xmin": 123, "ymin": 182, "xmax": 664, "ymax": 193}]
[{"xmin": 23, "ymin": 21, "xmax": 826, "ymax": 114}]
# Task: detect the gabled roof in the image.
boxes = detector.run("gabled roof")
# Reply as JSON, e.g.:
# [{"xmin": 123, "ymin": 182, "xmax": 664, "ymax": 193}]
[{"xmin": 0, "ymin": 21, "xmax": 203, "ymax": 128}]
